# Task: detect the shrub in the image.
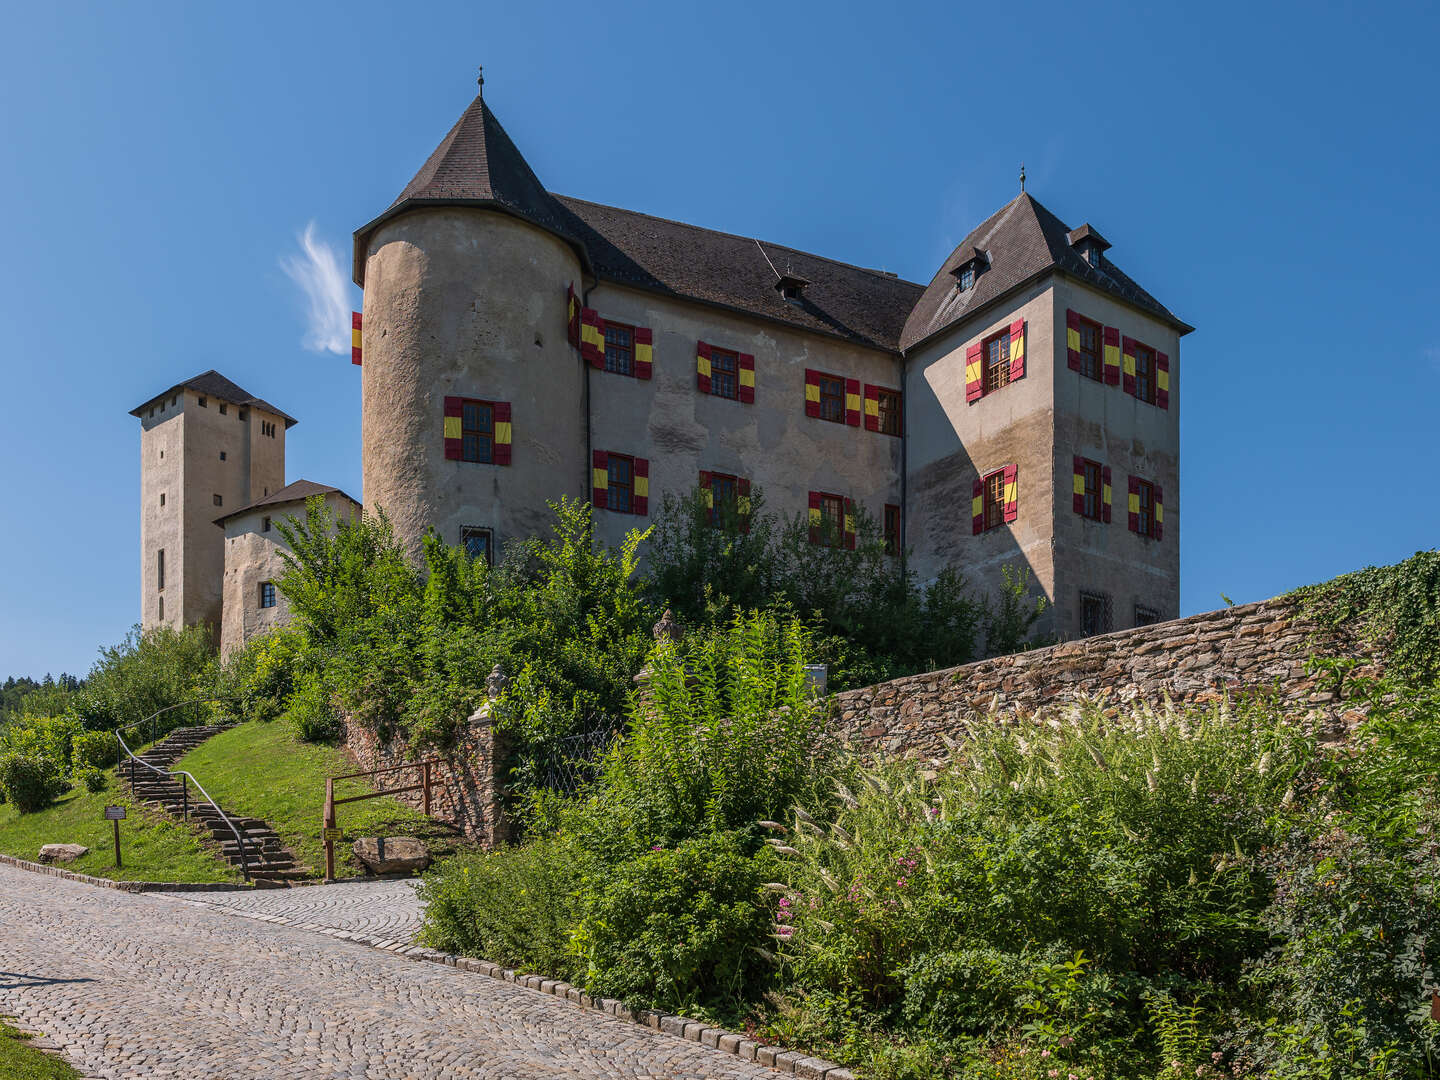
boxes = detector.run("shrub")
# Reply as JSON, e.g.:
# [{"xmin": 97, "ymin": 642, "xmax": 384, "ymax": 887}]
[
  {"xmin": 288, "ymin": 673, "xmax": 345, "ymax": 744},
  {"xmin": 71, "ymin": 730, "xmax": 115, "ymax": 772},
  {"xmin": 218, "ymin": 628, "xmax": 304, "ymax": 723},
  {"xmin": 77, "ymin": 766, "xmax": 108, "ymax": 793},
  {"xmin": 571, "ymin": 832, "xmax": 775, "ymax": 1017},
  {"xmin": 71, "ymin": 623, "xmax": 217, "ymax": 733},
  {"xmin": 0, "ymin": 751, "xmax": 67, "ymax": 813},
  {"xmin": 417, "ymin": 834, "xmax": 584, "ymax": 981}
]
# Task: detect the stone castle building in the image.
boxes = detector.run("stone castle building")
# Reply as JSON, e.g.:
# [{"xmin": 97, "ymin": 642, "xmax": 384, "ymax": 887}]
[{"xmin": 136, "ymin": 75, "xmax": 1191, "ymax": 650}]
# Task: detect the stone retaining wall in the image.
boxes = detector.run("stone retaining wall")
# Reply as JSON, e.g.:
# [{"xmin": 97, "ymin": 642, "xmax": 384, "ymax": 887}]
[
  {"xmin": 830, "ymin": 597, "xmax": 1383, "ymax": 760},
  {"xmin": 344, "ymin": 710, "xmax": 508, "ymax": 846}
]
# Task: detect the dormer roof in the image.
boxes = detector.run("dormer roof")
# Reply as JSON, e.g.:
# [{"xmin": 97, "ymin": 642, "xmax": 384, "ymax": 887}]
[
  {"xmin": 900, "ymin": 193, "xmax": 1192, "ymax": 352},
  {"xmin": 130, "ymin": 370, "xmax": 297, "ymax": 428}
]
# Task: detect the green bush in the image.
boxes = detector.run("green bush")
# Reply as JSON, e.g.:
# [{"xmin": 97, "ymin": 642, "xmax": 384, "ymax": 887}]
[
  {"xmin": 77, "ymin": 766, "xmax": 108, "ymax": 793},
  {"xmin": 70, "ymin": 730, "xmax": 115, "ymax": 772},
  {"xmin": 572, "ymin": 832, "xmax": 775, "ymax": 1017},
  {"xmin": 288, "ymin": 673, "xmax": 344, "ymax": 744},
  {"xmin": 218, "ymin": 629, "xmax": 304, "ymax": 723},
  {"xmin": 0, "ymin": 751, "xmax": 68, "ymax": 813},
  {"xmin": 71, "ymin": 623, "xmax": 217, "ymax": 733}
]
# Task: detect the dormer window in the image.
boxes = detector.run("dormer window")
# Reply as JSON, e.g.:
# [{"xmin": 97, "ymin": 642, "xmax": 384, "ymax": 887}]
[
  {"xmin": 1067, "ymin": 224, "xmax": 1111, "ymax": 271},
  {"xmin": 950, "ymin": 247, "xmax": 986, "ymax": 292},
  {"xmin": 958, "ymin": 266, "xmax": 974, "ymax": 291},
  {"xmin": 774, "ymin": 273, "xmax": 811, "ymax": 304}
]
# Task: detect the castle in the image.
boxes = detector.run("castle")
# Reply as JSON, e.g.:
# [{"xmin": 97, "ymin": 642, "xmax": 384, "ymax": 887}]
[{"xmin": 135, "ymin": 74, "xmax": 1190, "ymax": 656}]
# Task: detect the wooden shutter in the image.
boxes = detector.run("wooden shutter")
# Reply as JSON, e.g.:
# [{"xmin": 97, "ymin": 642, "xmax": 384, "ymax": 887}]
[
  {"xmin": 1154, "ymin": 485, "xmax": 1163, "ymax": 541},
  {"xmin": 1102, "ymin": 465, "xmax": 1112, "ymax": 523},
  {"xmin": 843, "ymin": 498, "xmax": 856, "ymax": 549},
  {"xmin": 566, "ymin": 284, "xmax": 580, "ymax": 347},
  {"xmin": 1008, "ymin": 319, "xmax": 1026, "ymax": 381},
  {"xmin": 493, "ymin": 401, "xmax": 512, "ymax": 465},
  {"xmin": 971, "ymin": 477, "xmax": 984, "ymax": 535},
  {"xmin": 738, "ymin": 477, "xmax": 752, "ymax": 532},
  {"xmin": 634, "ymin": 327, "xmax": 654, "ymax": 380},
  {"xmin": 1103, "ymin": 327, "xmax": 1121, "ymax": 386},
  {"xmin": 581, "ymin": 309, "xmax": 605, "ymax": 368},
  {"xmin": 738, "ymin": 353, "xmax": 755, "ymax": 403},
  {"xmin": 1121, "ymin": 336, "xmax": 1137, "ymax": 397},
  {"xmin": 1127, "ymin": 475, "xmax": 1140, "ymax": 533},
  {"xmin": 965, "ymin": 343, "xmax": 984, "ymax": 403},
  {"xmin": 1072, "ymin": 455, "xmax": 1086, "ymax": 515},
  {"xmin": 592, "ymin": 450, "xmax": 609, "ymax": 508},
  {"xmin": 443, "ymin": 397, "xmax": 463, "ymax": 460},
  {"xmin": 351, "ymin": 312, "xmax": 362, "ymax": 366},
  {"xmin": 808, "ymin": 491, "xmax": 822, "ymax": 543},
  {"xmin": 1002, "ymin": 465, "xmax": 1018, "ymax": 524},
  {"xmin": 1156, "ymin": 352, "xmax": 1170, "ymax": 409},
  {"xmin": 863, "ymin": 384, "xmax": 879, "ymax": 431},
  {"xmin": 696, "ymin": 342, "xmax": 712, "ymax": 393},
  {"xmin": 1066, "ymin": 309, "xmax": 1081, "ymax": 371},
  {"xmin": 804, "ymin": 369, "xmax": 821, "ymax": 417},
  {"xmin": 845, "ymin": 378, "xmax": 861, "ymax": 426},
  {"xmin": 633, "ymin": 458, "xmax": 650, "ymax": 516}
]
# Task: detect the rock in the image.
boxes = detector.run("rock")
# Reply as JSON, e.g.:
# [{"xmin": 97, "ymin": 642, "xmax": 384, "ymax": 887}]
[
  {"xmin": 352, "ymin": 836, "xmax": 430, "ymax": 875},
  {"xmin": 38, "ymin": 843, "xmax": 88, "ymax": 864}
]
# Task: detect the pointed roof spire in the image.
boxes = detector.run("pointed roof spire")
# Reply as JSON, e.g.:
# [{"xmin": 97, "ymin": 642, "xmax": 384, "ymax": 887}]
[{"xmin": 476, "ymin": 65, "xmax": 484, "ymax": 95}]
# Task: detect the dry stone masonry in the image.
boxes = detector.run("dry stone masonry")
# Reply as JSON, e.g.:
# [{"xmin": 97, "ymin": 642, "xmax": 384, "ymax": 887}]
[{"xmin": 830, "ymin": 597, "xmax": 1384, "ymax": 760}]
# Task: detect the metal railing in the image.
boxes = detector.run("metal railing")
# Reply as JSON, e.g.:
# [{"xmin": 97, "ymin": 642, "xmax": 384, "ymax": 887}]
[{"xmin": 113, "ymin": 699, "xmax": 253, "ymax": 883}]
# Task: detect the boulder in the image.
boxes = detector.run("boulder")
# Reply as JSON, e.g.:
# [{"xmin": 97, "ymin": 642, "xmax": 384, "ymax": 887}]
[
  {"xmin": 352, "ymin": 836, "xmax": 430, "ymax": 875},
  {"xmin": 38, "ymin": 843, "xmax": 88, "ymax": 864}
]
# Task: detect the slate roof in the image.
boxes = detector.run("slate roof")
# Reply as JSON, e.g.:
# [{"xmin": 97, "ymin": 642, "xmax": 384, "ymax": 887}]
[
  {"xmin": 214, "ymin": 479, "xmax": 360, "ymax": 526},
  {"xmin": 900, "ymin": 193, "xmax": 1192, "ymax": 352},
  {"xmin": 130, "ymin": 370, "xmax": 298, "ymax": 428}
]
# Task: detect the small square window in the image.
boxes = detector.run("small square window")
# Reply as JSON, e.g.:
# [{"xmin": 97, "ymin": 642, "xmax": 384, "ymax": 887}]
[
  {"xmin": 959, "ymin": 266, "xmax": 974, "ymax": 290},
  {"xmin": 259, "ymin": 582, "xmax": 277, "ymax": 609},
  {"xmin": 1135, "ymin": 605, "xmax": 1162, "ymax": 627},
  {"xmin": 239, "ymin": 409, "xmax": 248, "ymax": 422},
  {"xmin": 219, "ymin": 402, "xmax": 227, "ymax": 415},
  {"xmin": 1080, "ymin": 591, "xmax": 1113, "ymax": 637},
  {"xmin": 460, "ymin": 526, "xmax": 494, "ymax": 566},
  {"xmin": 818, "ymin": 374, "xmax": 844, "ymax": 423},
  {"xmin": 213, "ymin": 494, "xmax": 222, "ymax": 507},
  {"xmin": 198, "ymin": 396, "xmax": 207, "ymax": 408},
  {"xmin": 219, "ymin": 451, "xmax": 226, "ymax": 461}
]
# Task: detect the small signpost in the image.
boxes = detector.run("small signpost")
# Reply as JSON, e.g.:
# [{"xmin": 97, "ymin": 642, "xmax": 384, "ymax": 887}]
[{"xmin": 104, "ymin": 805, "xmax": 126, "ymax": 868}]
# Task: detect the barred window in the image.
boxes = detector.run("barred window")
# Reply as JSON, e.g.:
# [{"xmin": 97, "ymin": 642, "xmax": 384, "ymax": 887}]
[
  {"xmin": 259, "ymin": 582, "xmax": 277, "ymax": 609},
  {"xmin": 460, "ymin": 526, "xmax": 493, "ymax": 567},
  {"xmin": 1080, "ymin": 591, "xmax": 1113, "ymax": 637},
  {"xmin": 1135, "ymin": 605, "xmax": 1162, "ymax": 627}
]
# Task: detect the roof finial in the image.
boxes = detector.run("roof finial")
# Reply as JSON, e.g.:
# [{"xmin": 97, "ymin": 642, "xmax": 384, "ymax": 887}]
[
  {"xmin": 1020, "ymin": 162, "xmax": 1026, "ymax": 193},
  {"xmin": 476, "ymin": 66, "xmax": 484, "ymax": 95}
]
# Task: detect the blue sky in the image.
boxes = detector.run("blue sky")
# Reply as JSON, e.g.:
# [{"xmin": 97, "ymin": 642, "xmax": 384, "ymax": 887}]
[{"xmin": 1, "ymin": 0, "xmax": 1436, "ymax": 677}]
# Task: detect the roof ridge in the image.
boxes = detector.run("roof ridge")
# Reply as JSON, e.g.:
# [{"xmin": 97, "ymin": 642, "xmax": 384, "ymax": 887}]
[{"xmin": 554, "ymin": 194, "xmax": 924, "ymax": 287}]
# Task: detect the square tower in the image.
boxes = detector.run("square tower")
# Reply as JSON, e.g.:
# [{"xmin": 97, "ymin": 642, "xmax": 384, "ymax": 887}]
[{"xmin": 131, "ymin": 371, "xmax": 294, "ymax": 640}]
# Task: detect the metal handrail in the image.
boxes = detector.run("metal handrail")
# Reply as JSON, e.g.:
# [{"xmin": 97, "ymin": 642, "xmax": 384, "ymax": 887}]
[{"xmin": 113, "ymin": 699, "xmax": 252, "ymax": 883}]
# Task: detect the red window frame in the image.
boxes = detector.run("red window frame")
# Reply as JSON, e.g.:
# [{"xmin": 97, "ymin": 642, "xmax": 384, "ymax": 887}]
[
  {"xmin": 1135, "ymin": 478, "xmax": 1156, "ymax": 538},
  {"xmin": 461, "ymin": 399, "xmax": 494, "ymax": 464},
  {"xmin": 708, "ymin": 347, "xmax": 739, "ymax": 400},
  {"xmin": 603, "ymin": 322, "xmax": 635, "ymax": 376},
  {"xmin": 1077, "ymin": 317, "xmax": 1103, "ymax": 382},
  {"xmin": 1081, "ymin": 459, "xmax": 1103, "ymax": 521},
  {"xmin": 983, "ymin": 470, "xmax": 1006, "ymax": 531},
  {"xmin": 1133, "ymin": 342, "xmax": 1156, "ymax": 404}
]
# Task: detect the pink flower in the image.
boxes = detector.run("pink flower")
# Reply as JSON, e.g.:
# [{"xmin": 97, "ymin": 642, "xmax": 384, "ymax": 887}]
[
  {"xmin": 1041, "ymin": 1050, "xmax": 1050, "ymax": 1059},
  {"xmin": 1047, "ymin": 1069, "xmax": 1059, "ymax": 1078}
]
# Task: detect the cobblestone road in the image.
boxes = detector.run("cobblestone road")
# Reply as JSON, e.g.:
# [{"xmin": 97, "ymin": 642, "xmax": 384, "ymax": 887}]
[
  {"xmin": 1, "ymin": 865, "xmax": 785, "ymax": 1079},
  {"xmin": 159, "ymin": 878, "xmax": 426, "ymax": 941}
]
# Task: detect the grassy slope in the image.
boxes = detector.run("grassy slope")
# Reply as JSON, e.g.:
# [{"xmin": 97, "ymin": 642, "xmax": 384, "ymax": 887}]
[
  {"xmin": 176, "ymin": 717, "xmax": 470, "ymax": 878},
  {"xmin": 0, "ymin": 1020, "xmax": 81, "ymax": 1080},
  {"xmin": 0, "ymin": 779, "xmax": 239, "ymax": 884}
]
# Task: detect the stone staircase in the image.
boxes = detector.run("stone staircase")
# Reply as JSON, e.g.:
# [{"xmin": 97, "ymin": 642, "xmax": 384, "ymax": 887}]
[{"xmin": 119, "ymin": 724, "xmax": 309, "ymax": 887}]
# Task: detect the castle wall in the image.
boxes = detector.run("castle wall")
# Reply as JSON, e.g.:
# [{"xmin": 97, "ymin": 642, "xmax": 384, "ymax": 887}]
[
  {"xmin": 904, "ymin": 282, "xmax": 1059, "ymax": 637},
  {"xmin": 1050, "ymin": 278, "xmax": 1181, "ymax": 635},
  {"xmin": 359, "ymin": 208, "xmax": 587, "ymax": 562},
  {"xmin": 139, "ymin": 397, "xmax": 186, "ymax": 632},
  {"xmin": 583, "ymin": 282, "xmax": 903, "ymax": 552}
]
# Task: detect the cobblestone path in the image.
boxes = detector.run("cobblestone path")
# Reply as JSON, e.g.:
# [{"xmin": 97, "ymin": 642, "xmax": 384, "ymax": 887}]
[
  {"xmin": 159, "ymin": 878, "xmax": 426, "ymax": 941},
  {"xmin": 0, "ymin": 864, "xmax": 784, "ymax": 1079}
]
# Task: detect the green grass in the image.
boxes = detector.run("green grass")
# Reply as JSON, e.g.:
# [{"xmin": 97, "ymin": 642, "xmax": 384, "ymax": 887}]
[
  {"xmin": 0, "ymin": 775, "xmax": 240, "ymax": 884},
  {"xmin": 176, "ymin": 717, "xmax": 471, "ymax": 878},
  {"xmin": 0, "ymin": 1020, "xmax": 81, "ymax": 1080}
]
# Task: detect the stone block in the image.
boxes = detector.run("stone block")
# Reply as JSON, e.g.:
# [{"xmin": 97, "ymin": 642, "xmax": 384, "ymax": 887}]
[
  {"xmin": 351, "ymin": 836, "xmax": 430, "ymax": 875},
  {"xmin": 37, "ymin": 844, "xmax": 88, "ymax": 863}
]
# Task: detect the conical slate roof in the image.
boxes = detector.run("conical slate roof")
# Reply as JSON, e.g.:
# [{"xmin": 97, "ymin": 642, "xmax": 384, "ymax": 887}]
[
  {"xmin": 900, "ymin": 193, "xmax": 1191, "ymax": 352},
  {"xmin": 353, "ymin": 93, "xmax": 587, "ymax": 286}
]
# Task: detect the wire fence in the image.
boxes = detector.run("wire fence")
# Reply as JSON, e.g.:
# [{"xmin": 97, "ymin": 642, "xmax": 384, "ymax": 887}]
[{"xmin": 528, "ymin": 718, "xmax": 625, "ymax": 796}]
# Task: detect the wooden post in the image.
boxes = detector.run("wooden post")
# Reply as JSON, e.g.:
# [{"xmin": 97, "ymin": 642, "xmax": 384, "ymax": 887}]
[
  {"xmin": 113, "ymin": 817, "xmax": 122, "ymax": 868},
  {"xmin": 422, "ymin": 761, "xmax": 431, "ymax": 818},
  {"xmin": 323, "ymin": 777, "xmax": 336, "ymax": 881}
]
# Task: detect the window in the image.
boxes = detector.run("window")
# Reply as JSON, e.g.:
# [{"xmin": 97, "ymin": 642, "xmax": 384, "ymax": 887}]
[
  {"xmin": 260, "ymin": 420, "xmax": 276, "ymax": 438},
  {"xmin": 460, "ymin": 526, "xmax": 493, "ymax": 567},
  {"xmin": 983, "ymin": 329, "xmax": 1012, "ymax": 394},
  {"xmin": 262, "ymin": 516, "xmax": 271, "ymax": 533},
  {"xmin": 1134, "ymin": 343, "xmax": 1156, "ymax": 404},
  {"xmin": 239, "ymin": 409, "xmax": 248, "ymax": 422},
  {"xmin": 1078, "ymin": 317, "xmax": 1102, "ymax": 381},
  {"xmin": 958, "ymin": 266, "xmax": 974, "ymax": 291},
  {"xmin": 461, "ymin": 400, "xmax": 494, "ymax": 464},
  {"xmin": 158, "ymin": 595, "xmax": 163, "ymax": 621},
  {"xmin": 1080, "ymin": 591, "xmax": 1113, "ymax": 637},
  {"xmin": 884, "ymin": 504, "xmax": 901, "ymax": 556},
  {"xmin": 603, "ymin": 322, "xmax": 634, "ymax": 376},
  {"xmin": 213, "ymin": 493, "xmax": 222, "ymax": 507},
  {"xmin": 1135, "ymin": 479, "xmax": 1156, "ymax": 538},
  {"xmin": 148, "ymin": 407, "xmax": 154, "ymax": 418},
  {"xmin": 710, "ymin": 347, "xmax": 739, "ymax": 400},
  {"xmin": 219, "ymin": 451, "xmax": 226, "ymax": 461},
  {"xmin": 984, "ymin": 471, "xmax": 1006, "ymax": 531},
  {"xmin": 814, "ymin": 493, "xmax": 845, "ymax": 547},
  {"xmin": 1080, "ymin": 459, "xmax": 1103, "ymax": 521},
  {"xmin": 259, "ymin": 582, "xmax": 277, "ymax": 609},
  {"xmin": 159, "ymin": 493, "xmax": 165, "ymax": 507},
  {"xmin": 1135, "ymin": 605, "xmax": 1162, "ymax": 627},
  {"xmin": 157, "ymin": 549, "xmax": 165, "ymax": 590},
  {"xmin": 198, "ymin": 396, "xmax": 207, "ymax": 408},
  {"xmin": 219, "ymin": 403, "xmax": 227, "ymax": 415},
  {"xmin": 818, "ymin": 374, "xmax": 844, "ymax": 422},
  {"xmin": 607, "ymin": 454, "xmax": 634, "ymax": 514},
  {"xmin": 877, "ymin": 389, "xmax": 902, "ymax": 436},
  {"xmin": 710, "ymin": 473, "xmax": 738, "ymax": 518}
]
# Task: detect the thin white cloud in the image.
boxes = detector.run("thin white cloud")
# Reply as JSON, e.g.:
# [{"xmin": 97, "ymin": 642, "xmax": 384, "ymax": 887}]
[
  {"xmin": 1424, "ymin": 345, "xmax": 1440, "ymax": 370},
  {"xmin": 280, "ymin": 223, "xmax": 350, "ymax": 355}
]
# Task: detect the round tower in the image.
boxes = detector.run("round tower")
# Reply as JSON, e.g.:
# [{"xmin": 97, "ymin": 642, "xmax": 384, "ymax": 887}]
[{"xmin": 354, "ymin": 76, "xmax": 588, "ymax": 562}]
